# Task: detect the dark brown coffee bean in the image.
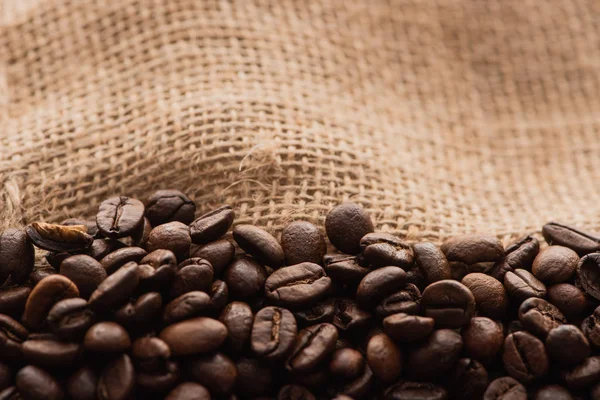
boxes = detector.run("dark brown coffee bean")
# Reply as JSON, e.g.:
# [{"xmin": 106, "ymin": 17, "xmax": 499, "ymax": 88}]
[
  {"xmin": 0, "ymin": 286, "xmax": 30, "ymax": 319},
  {"xmin": 323, "ymin": 254, "xmax": 370, "ymax": 285},
  {"xmin": 166, "ymin": 382, "xmax": 210, "ymax": 400},
  {"xmin": 251, "ymin": 306, "xmax": 297, "ymax": 360},
  {"xmin": 132, "ymin": 216, "xmax": 152, "ymax": 248},
  {"xmin": 97, "ymin": 354, "xmax": 135, "ymax": 400},
  {"xmin": 67, "ymin": 366, "xmax": 97, "ymax": 400},
  {"xmin": 86, "ymin": 238, "xmax": 121, "ymax": 260},
  {"xmin": 383, "ymin": 313, "xmax": 434, "ymax": 342},
  {"xmin": 295, "ymin": 298, "xmax": 336, "ymax": 327},
  {"xmin": 384, "ymin": 381, "xmax": 448, "ymax": 400},
  {"xmin": 225, "ymin": 256, "xmax": 268, "ymax": 299},
  {"xmin": 561, "ymin": 356, "xmax": 600, "ymax": 389},
  {"xmin": 22, "ymin": 274, "xmax": 79, "ymax": 330},
  {"xmin": 360, "ymin": 233, "xmax": 414, "ymax": 269},
  {"xmin": 546, "ymin": 325, "xmax": 590, "ymax": 366},
  {"xmin": 325, "ymin": 203, "xmax": 374, "ymax": 255},
  {"xmin": 189, "ymin": 239, "xmax": 235, "ymax": 275},
  {"xmin": 366, "ymin": 333, "xmax": 402, "ymax": 383},
  {"xmin": 356, "ymin": 267, "xmax": 407, "ymax": 309},
  {"xmin": 188, "ymin": 352, "xmax": 237, "ymax": 395},
  {"xmin": 208, "ymin": 280, "xmax": 228, "ymax": 312},
  {"xmin": 333, "ymin": 298, "xmax": 372, "ymax": 331},
  {"xmin": 88, "ymin": 263, "xmax": 139, "ymax": 312},
  {"xmin": 26, "ymin": 222, "xmax": 93, "ymax": 252},
  {"xmin": 461, "ymin": 273, "xmax": 508, "ymax": 319},
  {"xmin": 59, "ymin": 255, "xmax": 107, "ymax": 298},
  {"xmin": 413, "ymin": 242, "xmax": 451, "ymax": 284},
  {"xmin": 582, "ymin": 305, "xmax": 600, "ymax": 348},
  {"xmin": 16, "ymin": 365, "xmax": 63, "ymax": 400},
  {"xmin": 277, "ymin": 384, "xmax": 316, "ymax": 400},
  {"xmin": 84, "ymin": 322, "xmax": 130, "ymax": 352},
  {"xmin": 446, "ymin": 358, "xmax": 488, "ymax": 400},
  {"xmin": 160, "ymin": 317, "xmax": 227, "ymax": 356},
  {"xmin": 441, "ymin": 234, "xmax": 504, "ymax": 265},
  {"xmin": 518, "ymin": 297, "xmax": 566, "ymax": 338},
  {"xmin": 407, "ymin": 329, "xmax": 462, "ymax": 380},
  {"xmin": 0, "ymin": 315, "xmax": 28, "ymax": 363},
  {"xmin": 483, "ymin": 377, "xmax": 527, "ymax": 400},
  {"xmin": 137, "ymin": 263, "xmax": 176, "ymax": 294},
  {"xmin": 489, "ymin": 235, "xmax": 539, "ymax": 281},
  {"xmin": 547, "ymin": 283, "xmax": 586, "ymax": 319},
  {"xmin": 504, "ymin": 269, "xmax": 546, "ymax": 302},
  {"xmin": 337, "ymin": 363, "xmax": 373, "ymax": 399},
  {"xmin": 329, "ymin": 348, "xmax": 364, "ymax": 379},
  {"xmin": 96, "ymin": 196, "xmax": 145, "ymax": 239},
  {"xmin": 233, "ymin": 224, "xmax": 284, "ymax": 268},
  {"xmin": 163, "ymin": 291, "xmax": 211, "ymax": 324},
  {"xmin": 421, "ymin": 280, "xmax": 475, "ymax": 328},
  {"xmin": 375, "ymin": 284, "xmax": 421, "ymax": 318},
  {"xmin": 533, "ymin": 385, "xmax": 573, "ymax": 400},
  {"xmin": 281, "ymin": 222, "xmax": 327, "ymax": 266},
  {"xmin": 99, "ymin": 246, "xmax": 147, "ymax": 275},
  {"xmin": 0, "ymin": 229, "xmax": 34, "ymax": 285},
  {"xmin": 219, "ymin": 301, "xmax": 254, "ymax": 353},
  {"xmin": 462, "ymin": 317, "xmax": 504, "ymax": 362},
  {"xmin": 131, "ymin": 336, "xmax": 171, "ymax": 372},
  {"xmin": 543, "ymin": 222, "xmax": 600, "ymax": 256},
  {"xmin": 235, "ymin": 357, "xmax": 273, "ymax": 397},
  {"xmin": 286, "ymin": 323, "xmax": 338, "ymax": 373},
  {"xmin": 22, "ymin": 339, "xmax": 82, "ymax": 367},
  {"xmin": 147, "ymin": 221, "xmax": 191, "ymax": 262},
  {"xmin": 189, "ymin": 205, "xmax": 234, "ymax": 244},
  {"xmin": 114, "ymin": 292, "xmax": 162, "ymax": 329},
  {"xmin": 532, "ymin": 246, "xmax": 578, "ymax": 284},
  {"xmin": 135, "ymin": 360, "xmax": 180, "ymax": 394},
  {"xmin": 265, "ymin": 262, "xmax": 332, "ymax": 308},
  {"xmin": 576, "ymin": 252, "xmax": 600, "ymax": 300},
  {"xmin": 503, "ymin": 331, "xmax": 548, "ymax": 383},
  {"xmin": 140, "ymin": 249, "xmax": 177, "ymax": 268},
  {"xmin": 47, "ymin": 298, "xmax": 95, "ymax": 341},
  {"xmin": 145, "ymin": 190, "xmax": 196, "ymax": 226},
  {"xmin": 170, "ymin": 258, "xmax": 213, "ymax": 298}
]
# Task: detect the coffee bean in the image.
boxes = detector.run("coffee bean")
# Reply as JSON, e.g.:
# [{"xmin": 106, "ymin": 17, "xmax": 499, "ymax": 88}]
[
  {"xmin": 188, "ymin": 352, "xmax": 237, "ymax": 395},
  {"xmin": 490, "ymin": 235, "xmax": 539, "ymax": 282},
  {"xmin": 16, "ymin": 365, "xmax": 63, "ymax": 400},
  {"xmin": 413, "ymin": 242, "xmax": 451, "ymax": 284},
  {"xmin": 483, "ymin": 377, "xmax": 527, "ymax": 400},
  {"xmin": 225, "ymin": 256, "xmax": 268, "ymax": 299},
  {"xmin": 163, "ymin": 291, "xmax": 211, "ymax": 324},
  {"xmin": 286, "ymin": 323, "xmax": 338, "ymax": 373},
  {"xmin": 235, "ymin": 357, "xmax": 273, "ymax": 397},
  {"xmin": 532, "ymin": 246, "xmax": 578, "ymax": 284},
  {"xmin": 0, "ymin": 315, "xmax": 28, "ymax": 363},
  {"xmin": 251, "ymin": 306, "xmax": 297, "ymax": 360},
  {"xmin": 189, "ymin": 205, "xmax": 234, "ymax": 244},
  {"xmin": 503, "ymin": 331, "xmax": 548, "ymax": 383},
  {"xmin": 323, "ymin": 254, "xmax": 370, "ymax": 285},
  {"xmin": 97, "ymin": 354, "xmax": 135, "ymax": 400},
  {"xmin": 332, "ymin": 298, "xmax": 372, "ymax": 331},
  {"xmin": 137, "ymin": 263, "xmax": 176, "ymax": 294},
  {"xmin": 147, "ymin": 222, "xmax": 191, "ymax": 262},
  {"xmin": 542, "ymin": 222, "xmax": 600, "ymax": 256},
  {"xmin": 265, "ymin": 262, "xmax": 332, "ymax": 308},
  {"xmin": 47, "ymin": 298, "xmax": 95, "ymax": 341},
  {"xmin": 360, "ymin": 233, "xmax": 414, "ymax": 269},
  {"xmin": 233, "ymin": 224, "xmax": 284, "ymax": 269},
  {"xmin": 295, "ymin": 298, "xmax": 336, "ymax": 327},
  {"xmin": 546, "ymin": 325, "xmax": 590, "ymax": 366},
  {"xmin": 421, "ymin": 280, "xmax": 475, "ymax": 328},
  {"xmin": 83, "ymin": 322, "xmax": 130, "ymax": 353},
  {"xmin": 277, "ymin": 384, "xmax": 316, "ymax": 400},
  {"xmin": 447, "ymin": 358, "xmax": 488, "ymax": 400},
  {"xmin": 518, "ymin": 297, "xmax": 567, "ymax": 338},
  {"xmin": 383, "ymin": 313, "xmax": 434, "ymax": 343},
  {"xmin": 99, "ymin": 246, "xmax": 147, "ymax": 275},
  {"xmin": 170, "ymin": 258, "xmax": 213, "ymax": 298},
  {"xmin": 576, "ymin": 252, "xmax": 600, "ymax": 301},
  {"xmin": 366, "ymin": 333, "xmax": 402, "ymax": 383},
  {"xmin": 581, "ymin": 305, "xmax": 600, "ymax": 348},
  {"xmin": 504, "ymin": 269, "xmax": 546, "ymax": 302},
  {"xmin": 96, "ymin": 196, "xmax": 145, "ymax": 239},
  {"xmin": 441, "ymin": 234, "xmax": 504, "ymax": 265},
  {"xmin": 0, "ymin": 229, "xmax": 34, "ymax": 285},
  {"xmin": 329, "ymin": 348, "xmax": 364, "ymax": 379},
  {"xmin": 59, "ymin": 255, "xmax": 107, "ymax": 298},
  {"xmin": 26, "ymin": 222, "xmax": 93, "ymax": 252},
  {"xmin": 23, "ymin": 275, "xmax": 79, "ymax": 330},
  {"xmin": 325, "ymin": 203, "xmax": 374, "ymax": 255},
  {"xmin": 533, "ymin": 385, "xmax": 573, "ymax": 400},
  {"xmin": 280, "ymin": 222, "xmax": 327, "ymax": 266},
  {"xmin": 160, "ymin": 317, "xmax": 227, "ymax": 356},
  {"xmin": 208, "ymin": 280, "xmax": 228, "ymax": 313},
  {"xmin": 88, "ymin": 263, "xmax": 139, "ymax": 312},
  {"xmin": 131, "ymin": 336, "xmax": 170, "ymax": 373},
  {"xmin": 336, "ymin": 363, "xmax": 373, "ymax": 399},
  {"xmin": 86, "ymin": 239, "xmax": 119, "ymax": 261},
  {"xmin": 374, "ymin": 283, "xmax": 421, "ymax": 318},
  {"xmin": 189, "ymin": 239, "xmax": 235, "ymax": 275},
  {"xmin": 462, "ymin": 317, "xmax": 504, "ymax": 363},
  {"xmin": 0, "ymin": 287, "xmax": 30, "ymax": 319},
  {"xmin": 166, "ymin": 382, "xmax": 210, "ymax": 400},
  {"xmin": 145, "ymin": 190, "xmax": 196, "ymax": 226},
  {"xmin": 22, "ymin": 339, "xmax": 82, "ymax": 367},
  {"xmin": 140, "ymin": 249, "xmax": 177, "ymax": 268},
  {"xmin": 356, "ymin": 267, "xmax": 407, "ymax": 309},
  {"xmin": 561, "ymin": 356, "xmax": 600, "ymax": 390},
  {"xmin": 132, "ymin": 217, "xmax": 152, "ymax": 248},
  {"xmin": 135, "ymin": 360, "xmax": 180, "ymax": 393},
  {"xmin": 462, "ymin": 272, "xmax": 508, "ymax": 319},
  {"xmin": 547, "ymin": 283, "xmax": 586, "ymax": 319},
  {"xmin": 67, "ymin": 366, "xmax": 97, "ymax": 400},
  {"xmin": 219, "ymin": 302, "xmax": 254, "ymax": 353},
  {"xmin": 114, "ymin": 292, "xmax": 162, "ymax": 330},
  {"xmin": 384, "ymin": 381, "xmax": 448, "ymax": 400},
  {"xmin": 407, "ymin": 329, "xmax": 462, "ymax": 380}
]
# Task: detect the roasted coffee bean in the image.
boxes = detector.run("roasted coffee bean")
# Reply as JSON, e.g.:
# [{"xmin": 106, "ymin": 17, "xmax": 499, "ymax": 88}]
[
  {"xmin": 441, "ymin": 234, "xmax": 504, "ymax": 265},
  {"xmin": 336, "ymin": 363, "xmax": 373, "ymax": 399},
  {"xmin": 188, "ymin": 352, "xmax": 237, "ymax": 395},
  {"xmin": 163, "ymin": 291, "xmax": 211, "ymax": 324},
  {"xmin": 140, "ymin": 249, "xmax": 177, "ymax": 268},
  {"xmin": 235, "ymin": 357, "xmax": 273, "ymax": 397},
  {"xmin": 189, "ymin": 205, "xmax": 234, "ymax": 244},
  {"xmin": 547, "ymin": 283, "xmax": 586, "ymax": 319},
  {"xmin": 483, "ymin": 377, "xmax": 527, "ymax": 400},
  {"xmin": 504, "ymin": 269, "xmax": 546, "ymax": 302},
  {"xmin": 533, "ymin": 385, "xmax": 573, "ymax": 400},
  {"xmin": 280, "ymin": 221, "xmax": 327, "ymax": 266},
  {"xmin": 45, "ymin": 251, "xmax": 72, "ymax": 270},
  {"xmin": 374, "ymin": 284, "xmax": 421, "ymax": 318},
  {"xmin": 421, "ymin": 280, "xmax": 475, "ymax": 328},
  {"xmin": 88, "ymin": 238, "xmax": 124, "ymax": 260},
  {"xmin": 447, "ymin": 358, "xmax": 488, "ymax": 400},
  {"xmin": 329, "ymin": 348, "xmax": 364, "ymax": 379},
  {"xmin": 99, "ymin": 246, "xmax": 147, "ymax": 275},
  {"xmin": 88, "ymin": 263, "xmax": 139, "ymax": 312},
  {"xmin": 251, "ymin": 306, "xmax": 297, "ymax": 360},
  {"xmin": 265, "ymin": 262, "xmax": 332, "ymax": 307},
  {"xmin": 323, "ymin": 254, "xmax": 370, "ymax": 285},
  {"xmin": 0, "ymin": 287, "xmax": 30, "ymax": 318},
  {"xmin": 366, "ymin": 333, "xmax": 402, "ymax": 383},
  {"xmin": 47, "ymin": 298, "xmax": 95, "ymax": 341},
  {"xmin": 383, "ymin": 313, "xmax": 434, "ymax": 342},
  {"xmin": 131, "ymin": 336, "xmax": 170, "ymax": 372},
  {"xmin": 22, "ymin": 339, "xmax": 82, "ymax": 367},
  {"xmin": 67, "ymin": 366, "xmax": 97, "ymax": 400},
  {"xmin": 582, "ymin": 305, "xmax": 600, "ymax": 348},
  {"xmin": 137, "ymin": 263, "xmax": 176, "ymax": 294},
  {"xmin": 462, "ymin": 272, "xmax": 508, "ymax": 319},
  {"xmin": 356, "ymin": 267, "xmax": 407, "ymax": 309},
  {"xmin": 160, "ymin": 317, "xmax": 227, "ymax": 356},
  {"xmin": 503, "ymin": 331, "xmax": 548, "ymax": 383},
  {"xmin": 462, "ymin": 317, "xmax": 504, "ymax": 362},
  {"xmin": 26, "ymin": 222, "xmax": 93, "ymax": 252},
  {"xmin": 490, "ymin": 235, "xmax": 539, "ymax": 281},
  {"xmin": 360, "ymin": 233, "xmax": 414, "ymax": 269},
  {"xmin": 114, "ymin": 292, "xmax": 162, "ymax": 329},
  {"xmin": 166, "ymin": 382, "xmax": 211, "ymax": 400},
  {"xmin": 96, "ymin": 196, "xmax": 145, "ymax": 239},
  {"xmin": 233, "ymin": 224, "xmax": 284, "ymax": 269},
  {"xmin": 561, "ymin": 356, "xmax": 600, "ymax": 389},
  {"xmin": 219, "ymin": 302, "xmax": 254, "ymax": 353},
  {"xmin": 384, "ymin": 381, "xmax": 448, "ymax": 400},
  {"xmin": 84, "ymin": 322, "xmax": 130, "ymax": 353},
  {"xmin": 277, "ymin": 384, "xmax": 316, "ymax": 400},
  {"xmin": 295, "ymin": 298, "xmax": 336, "ymax": 327},
  {"xmin": 97, "ymin": 354, "xmax": 135, "ymax": 400},
  {"xmin": 23, "ymin": 274, "xmax": 79, "ymax": 330},
  {"xmin": 407, "ymin": 329, "xmax": 462, "ymax": 380},
  {"xmin": 532, "ymin": 246, "xmax": 578, "ymax": 284},
  {"xmin": 169, "ymin": 258, "xmax": 213, "ymax": 298},
  {"xmin": 546, "ymin": 325, "xmax": 590, "ymax": 366},
  {"xmin": 146, "ymin": 222, "xmax": 191, "ymax": 262},
  {"xmin": 209, "ymin": 280, "xmax": 228, "ymax": 312},
  {"xmin": 62, "ymin": 218, "xmax": 99, "ymax": 237},
  {"xmin": 286, "ymin": 323, "xmax": 338, "ymax": 373},
  {"xmin": 543, "ymin": 222, "xmax": 600, "ymax": 256},
  {"xmin": 325, "ymin": 203, "xmax": 374, "ymax": 255},
  {"xmin": 576, "ymin": 252, "xmax": 600, "ymax": 300},
  {"xmin": 189, "ymin": 239, "xmax": 235, "ymax": 275},
  {"xmin": 145, "ymin": 190, "xmax": 196, "ymax": 226},
  {"xmin": 0, "ymin": 229, "xmax": 34, "ymax": 285},
  {"xmin": 16, "ymin": 365, "xmax": 63, "ymax": 400},
  {"xmin": 135, "ymin": 360, "xmax": 180, "ymax": 393},
  {"xmin": 333, "ymin": 298, "xmax": 372, "ymax": 331},
  {"xmin": 222, "ymin": 257, "xmax": 266, "ymax": 300},
  {"xmin": 518, "ymin": 297, "xmax": 566, "ymax": 338},
  {"xmin": 0, "ymin": 315, "xmax": 28, "ymax": 363},
  {"xmin": 132, "ymin": 217, "xmax": 152, "ymax": 248},
  {"xmin": 413, "ymin": 242, "xmax": 451, "ymax": 284},
  {"xmin": 59, "ymin": 255, "xmax": 107, "ymax": 298}
]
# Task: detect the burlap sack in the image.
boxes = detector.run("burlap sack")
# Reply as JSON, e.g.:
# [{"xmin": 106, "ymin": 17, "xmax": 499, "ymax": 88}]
[{"xmin": 1, "ymin": 0, "xmax": 600, "ymax": 244}]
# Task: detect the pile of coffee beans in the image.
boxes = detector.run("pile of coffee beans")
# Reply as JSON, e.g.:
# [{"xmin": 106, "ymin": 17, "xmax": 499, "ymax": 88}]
[{"xmin": 0, "ymin": 193, "xmax": 598, "ymax": 399}]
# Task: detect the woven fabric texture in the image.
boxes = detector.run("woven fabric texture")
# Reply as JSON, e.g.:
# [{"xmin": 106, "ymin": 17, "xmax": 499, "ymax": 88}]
[{"xmin": 1, "ymin": 0, "xmax": 600, "ymax": 243}]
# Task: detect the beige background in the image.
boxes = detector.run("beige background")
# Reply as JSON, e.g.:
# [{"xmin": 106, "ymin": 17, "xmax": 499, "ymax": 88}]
[{"xmin": 1, "ymin": 0, "xmax": 600, "ymax": 243}]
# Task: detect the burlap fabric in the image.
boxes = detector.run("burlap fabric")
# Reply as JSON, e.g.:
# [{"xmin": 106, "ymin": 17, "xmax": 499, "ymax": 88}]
[{"xmin": 1, "ymin": 0, "xmax": 600, "ymax": 244}]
